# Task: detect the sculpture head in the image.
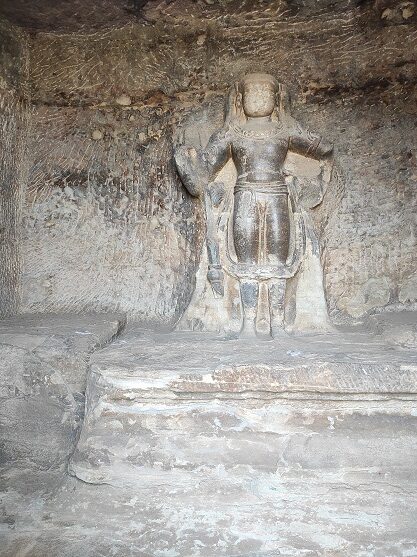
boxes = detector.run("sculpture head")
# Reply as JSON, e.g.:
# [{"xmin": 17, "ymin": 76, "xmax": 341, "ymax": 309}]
[
  {"xmin": 240, "ymin": 73, "xmax": 278, "ymax": 118},
  {"xmin": 225, "ymin": 73, "xmax": 290, "ymax": 126}
]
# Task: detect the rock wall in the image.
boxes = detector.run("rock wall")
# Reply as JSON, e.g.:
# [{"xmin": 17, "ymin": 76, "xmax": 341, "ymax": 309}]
[
  {"xmin": 22, "ymin": 104, "xmax": 202, "ymax": 323},
  {"xmin": 17, "ymin": 0, "xmax": 417, "ymax": 320},
  {"xmin": 0, "ymin": 21, "xmax": 29, "ymax": 317},
  {"xmin": 301, "ymin": 91, "xmax": 417, "ymax": 318}
]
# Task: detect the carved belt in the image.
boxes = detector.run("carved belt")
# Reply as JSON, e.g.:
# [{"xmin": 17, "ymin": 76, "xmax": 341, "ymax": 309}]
[{"xmin": 234, "ymin": 182, "xmax": 288, "ymax": 195}]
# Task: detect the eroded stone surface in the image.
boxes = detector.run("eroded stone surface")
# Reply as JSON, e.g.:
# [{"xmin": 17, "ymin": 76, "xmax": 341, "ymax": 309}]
[
  {"xmin": 1, "ymin": 0, "xmax": 412, "ymax": 322},
  {"xmin": 0, "ymin": 1, "xmax": 416, "ymax": 554},
  {"xmin": 1, "ymin": 320, "xmax": 417, "ymax": 556},
  {"xmin": 76, "ymin": 325, "xmax": 417, "ymax": 394},
  {"xmin": 0, "ymin": 313, "xmax": 125, "ymax": 469},
  {"xmin": 70, "ymin": 325, "xmax": 417, "ymax": 482},
  {"xmin": 2, "ymin": 464, "xmax": 417, "ymax": 557},
  {"xmin": 369, "ymin": 309, "xmax": 417, "ymax": 349},
  {"xmin": 0, "ymin": 20, "xmax": 29, "ymax": 317}
]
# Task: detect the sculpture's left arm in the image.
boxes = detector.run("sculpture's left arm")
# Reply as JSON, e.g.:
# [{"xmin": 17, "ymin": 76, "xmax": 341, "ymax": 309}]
[
  {"xmin": 288, "ymin": 122, "xmax": 333, "ymax": 160},
  {"xmin": 174, "ymin": 127, "xmax": 231, "ymax": 197}
]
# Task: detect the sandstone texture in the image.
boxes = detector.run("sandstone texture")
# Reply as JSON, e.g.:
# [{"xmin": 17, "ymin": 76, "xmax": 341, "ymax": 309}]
[
  {"xmin": 369, "ymin": 308, "xmax": 417, "ymax": 348},
  {"xmin": 0, "ymin": 20, "xmax": 29, "ymax": 317},
  {"xmin": 71, "ymin": 323, "xmax": 417, "ymax": 483},
  {"xmin": 0, "ymin": 313, "xmax": 124, "ymax": 470},
  {"xmin": 60, "ymin": 320, "xmax": 417, "ymax": 555},
  {"xmin": 0, "ymin": 2, "xmax": 416, "ymax": 556},
  {"xmin": 1, "ymin": 315, "xmax": 417, "ymax": 556}
]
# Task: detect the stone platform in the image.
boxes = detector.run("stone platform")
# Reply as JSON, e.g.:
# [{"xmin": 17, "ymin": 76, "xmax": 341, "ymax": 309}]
[
  {"xmin": 3, "ymin": 317, "xmax": 417, "ymax": 556},
  {"xmin": 0, "ymin": 312, "xmax": 125, "ymax": 470},
  {"xmin": 70, "ymin": 326, "xmax": 417, "ymax": 488}
]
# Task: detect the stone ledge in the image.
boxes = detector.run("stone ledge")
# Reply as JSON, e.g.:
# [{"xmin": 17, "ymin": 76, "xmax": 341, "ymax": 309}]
[
  {"xmin": 89, "ymin": 327, "xmax": 417, "ymax": 398},
  {"xmin": 70, "ymin": 326, "xmax": 417, "ymax": 485},
  {"xmin": 0, "ymin": 312, "xmax": 126, "ymax": 469}
]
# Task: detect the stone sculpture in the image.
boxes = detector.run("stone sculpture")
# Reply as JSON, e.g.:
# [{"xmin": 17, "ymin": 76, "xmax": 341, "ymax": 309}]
[{"xmin": 174, "ymin": 73, "xmax": 334, "ymax": 337}]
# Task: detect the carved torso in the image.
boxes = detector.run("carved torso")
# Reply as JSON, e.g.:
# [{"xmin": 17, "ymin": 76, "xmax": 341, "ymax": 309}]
[{"xmin": 230, "ymin": 122, "xmax": 289, "ymax": 184}]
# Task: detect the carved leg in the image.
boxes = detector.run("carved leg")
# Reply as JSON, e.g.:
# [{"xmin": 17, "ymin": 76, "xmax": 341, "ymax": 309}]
[
  {"xmin": 256, "ymin": 281, "xmax": 272, "ymax": 338},
  {"xmin": 233, "ymin": 190, "xmax": 262, "ymax": 337},
  {"xmin": 265, "ymin": 192, "xmax": 290, "ymax": 265},
  {"xmin": 232, "ymin": 190, "xmax": 259, "ymax": 264},
  {"xmin": 269, "ymin": 278, "xmax": 287, "ymax": 336},
  {"xmin": 203, "ymin": 186, "xmax": 225, "ymax": 297},
  {"xmin": 239, "ymin": 279, "xmax": 259, "ymax": 337}
]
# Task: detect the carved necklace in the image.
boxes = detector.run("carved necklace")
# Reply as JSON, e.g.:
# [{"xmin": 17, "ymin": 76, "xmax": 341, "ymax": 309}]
[{"xmin": 231, "ymin": 121, "xmax": 284, "ymax": 141}]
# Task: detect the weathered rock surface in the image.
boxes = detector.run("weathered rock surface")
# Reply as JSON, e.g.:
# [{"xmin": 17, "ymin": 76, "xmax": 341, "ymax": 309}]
[
  {"xmin": 0, "ymin": 313, "xmax": 124, "ymax": 469},
  {"xmin": 0, "ymin": 1, "xmax": 416, "ymax": 554},
  {"xmin": 58, "ymin": 325, "xmax": 417, "ymax": 554},
  {"xmin": 368, "ymin": 309, "xmax": 417, "ymax": 348},
  {"xmin": 0, "ymin": 20, "xmax": 29, "ymax": 317},
  {"xmin": 2, "ymin": 461, "xmax": 417, "ymax": 557},
  {"xmin": 70, "ymin": 326, "xmax": 417, "ymax": 482},
  {"xmin": 1, "ymin": 320, "xmax": 417, "ymax": 556}
]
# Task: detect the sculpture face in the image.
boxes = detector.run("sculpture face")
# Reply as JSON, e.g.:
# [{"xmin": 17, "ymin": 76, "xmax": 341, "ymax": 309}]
[{"xmin": 241, "ymin": 74, "xmax": 276, "ymax": 118}]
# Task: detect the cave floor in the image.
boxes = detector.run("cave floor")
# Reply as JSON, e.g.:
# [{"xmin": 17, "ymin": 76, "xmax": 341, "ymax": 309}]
[
  {"xmin": 1, "ymin": 314, "xmax": 417, "ymax": 557},
  {"xmin": 2, "ymin": 461, "xmax": 417, "ymax": 557}
]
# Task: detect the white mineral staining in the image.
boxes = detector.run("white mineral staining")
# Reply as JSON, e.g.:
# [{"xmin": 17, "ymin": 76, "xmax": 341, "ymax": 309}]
[
  {"xmin": 91, "ymin": 129, "xmax": 103, "ymax": 140},
  {"xmin": 401, "ymin": 2, "xmax": 415, "ymax": 19},
  {"xmin": 115, "ymin": 94, "xmax": 132, "ymax": 106}
]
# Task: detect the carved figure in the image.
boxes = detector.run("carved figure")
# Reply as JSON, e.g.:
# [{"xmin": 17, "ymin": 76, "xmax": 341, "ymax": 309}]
[{"xmin": 174, "ymin": 73, "xmax": 334, "ymax": 337}]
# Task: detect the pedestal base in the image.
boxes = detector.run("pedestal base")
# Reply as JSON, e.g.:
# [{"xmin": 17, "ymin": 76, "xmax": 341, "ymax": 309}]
[{"xmin": 70, "ymin": 327, "xmax": 417, "ymax": 487}]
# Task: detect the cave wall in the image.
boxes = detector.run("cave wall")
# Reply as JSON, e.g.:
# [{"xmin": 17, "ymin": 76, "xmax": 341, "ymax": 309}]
[
  {"xmin": 22, "ymin": 103, "xmax": 202, "ymax": 322},
  {"xmin": 0, "ymin": 20, "xmax": 29, "ymax": 317},
  {"xmin": 303, "ymin": 92, "xmax": 417, "ymax": 318},
  {"xmin": 20, "ymin": 0, "xmax": 417, "ymax": 320}
]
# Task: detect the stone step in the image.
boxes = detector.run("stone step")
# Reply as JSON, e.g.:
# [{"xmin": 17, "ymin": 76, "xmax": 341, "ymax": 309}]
[{"xmin": 69, "ymin": 327, "xmax": 417, "ymax": 486}]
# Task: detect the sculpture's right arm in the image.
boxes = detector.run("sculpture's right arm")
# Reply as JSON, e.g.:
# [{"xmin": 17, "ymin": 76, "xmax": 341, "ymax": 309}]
[
  {"xmin": 202, "ymin": 127, "xmax": 231, "ymax": 180},
  {"xmin": 174, "ymin": 127, "xmax": 231, "ymax": 197}
]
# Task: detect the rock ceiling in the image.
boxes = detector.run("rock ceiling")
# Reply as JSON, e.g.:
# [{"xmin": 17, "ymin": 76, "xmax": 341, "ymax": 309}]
[
  {"xmin": 0, "ymin": 0, "xmax": 148, "ymax": 32},
  {"xmin": 0, "ymin": 0, "xmax": 415, "ymax": 33}
]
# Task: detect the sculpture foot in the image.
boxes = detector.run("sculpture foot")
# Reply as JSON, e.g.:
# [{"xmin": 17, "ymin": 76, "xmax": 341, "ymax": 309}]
[
  {"xmin": 239, "ymin": 319, "xmax": 257, "ymax": 339},
  {"xmin": 255, "ymin": 316, "xmax": 272, "ymax": 340},
  {"xmin": 271, "ymin": 325, "xmax": 289, "ymax": 339}
]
